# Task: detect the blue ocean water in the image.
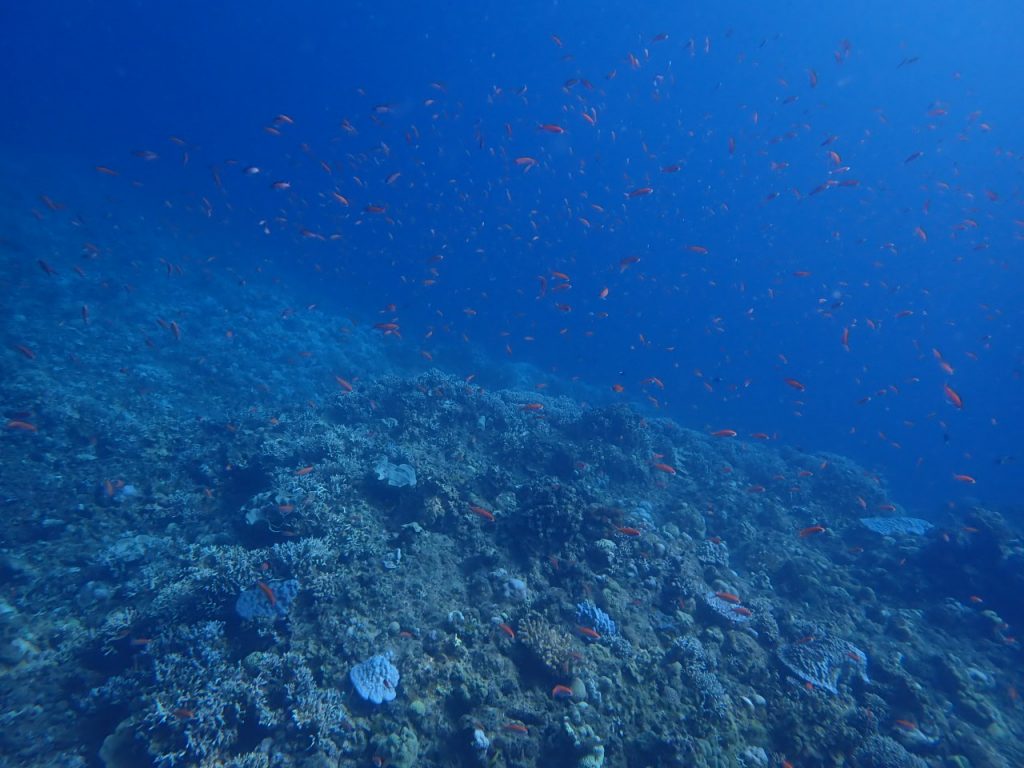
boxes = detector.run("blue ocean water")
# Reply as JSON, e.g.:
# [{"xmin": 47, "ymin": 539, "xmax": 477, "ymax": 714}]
[
  {"xmin": 6, "ymin": 1, "xmax": 1019, "ymax": 512},
  {"xmin": 2, "ymin": 2, "xmax": 1023, "ymax": 766}
]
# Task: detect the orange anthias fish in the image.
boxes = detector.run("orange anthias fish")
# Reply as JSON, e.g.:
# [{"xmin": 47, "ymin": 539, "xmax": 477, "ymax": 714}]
[
  {"xmin": 256, "ymin": 581, "xmax": 277, "ymax": 607},
  {"xmin": 470, "ymin": 505, "xmax": 496, "ymax": 522},
  {"xmin": 943, "ymin": 383, "xmax": 963, "ymax": 409}
]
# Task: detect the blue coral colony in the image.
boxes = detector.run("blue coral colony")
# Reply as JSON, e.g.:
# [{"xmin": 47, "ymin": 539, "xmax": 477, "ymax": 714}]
[{"xmin": 2, "ymin": 3, "xmax": 1023, "ymax": 768}]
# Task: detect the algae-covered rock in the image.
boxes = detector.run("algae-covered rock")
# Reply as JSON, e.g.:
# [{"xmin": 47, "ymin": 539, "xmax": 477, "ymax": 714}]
[
  {"xmin": 372, "ymin": 726, "xmax": 419, "ymax": 768},
  {"xmin": 850, "ymin": 735, "xmax": 928, "ymax": 768},
  {"xmin": 579, "ymin": 743, "xmax": 605, "ymax": 768}
]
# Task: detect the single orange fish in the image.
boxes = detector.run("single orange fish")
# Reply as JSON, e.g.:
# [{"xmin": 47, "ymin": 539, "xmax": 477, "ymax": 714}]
[
  {"xmin": 943, "ymin": 384, "xmax": 963, "ymax": 409},
  {"xmin": 256, "ymin": 581, "xmax": 277, "ymax": 607},
  {"xmin": 294, "ymin": 466, "xmax": 314, "ymax": 476},
  {"xmin": 711, "ymin": 429, "xmax": 737, "ymax": 438},
  {"xmin": 714, "ymin": 591, "xmax": 741, "ymax": 604},
  {"xmin": 952, "ymin": 473, "xmax": 976, "ymax": 484},
  {"xmin": 470, "ymin": 505, "xmax": 495, "ymax": 522},
  {"xmin": 799, "ymin": 525, "xmax": 826, "ymax": 538},
  {"xmin": 576, "ymin": 625, "xmax": 602, "ymax": 640},
  {"xmin": 651, "ymin": 463, "xmax": 677, "ymax": 475}
]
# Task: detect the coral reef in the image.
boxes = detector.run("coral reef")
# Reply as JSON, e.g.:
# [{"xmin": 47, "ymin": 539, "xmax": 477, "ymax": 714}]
[
  {"xmin": 0, "ymin": 347, "xmax": 1021, "ymax": 767},
  {"xmin": 351, "ymin": 654, "xmax": 401, "ymax": 704}
]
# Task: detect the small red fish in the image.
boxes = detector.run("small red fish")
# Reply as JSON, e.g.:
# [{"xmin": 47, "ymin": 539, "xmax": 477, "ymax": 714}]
[
  {"xmin": 711, "ymin": 429, "xmax": 737, "ymax": 438},
  {"xmin": 470, "ymin": 505, "xmax": 495, "ymax": 522},
  {"xmin": 943, "ymin": 384, "xmax": 963, "ymax": 409},
  {"xmin": 576, "ymin": 625, "xmax": 602, "ymax": 640},
  {"xmin": 294, "ymin": 466, "xmax": 314, "ymax": 476},
  {"xmin": 616, "ymin": 526, "xmax": 641, "ymax": 537},
  {"xmin": 799, "ymin": 525, "xmax": 826, "ymax": 538},
  {"xmin": 651, "ymin": 462, "xmax": 677, "ymax": 475},
  {"xmin": 714, "ymin": 591, "xmax": 740, "ymax": 604},
  {"xmin": 784, "ymin": 378, "xmax": 806, "ymax": 392},
  {"xmin": 498, "ymin": 622, "xmax": 516, "ymax": 639},
  {"xmin": 952, "ymin": 473, "xmax": 976, "ymax": 484},
  {"xmin": 551, "ymin": 684, "xmax": 574, "ymax": 699},
  {"xmin": 256, "ymin": 581, "xmax": 277, "ymax": 607}
]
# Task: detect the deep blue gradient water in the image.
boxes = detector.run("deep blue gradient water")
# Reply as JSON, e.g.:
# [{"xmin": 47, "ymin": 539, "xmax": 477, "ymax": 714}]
[{"xmin": 4, "ymin": 0, "xmax": 1022, "ymax": 515}]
